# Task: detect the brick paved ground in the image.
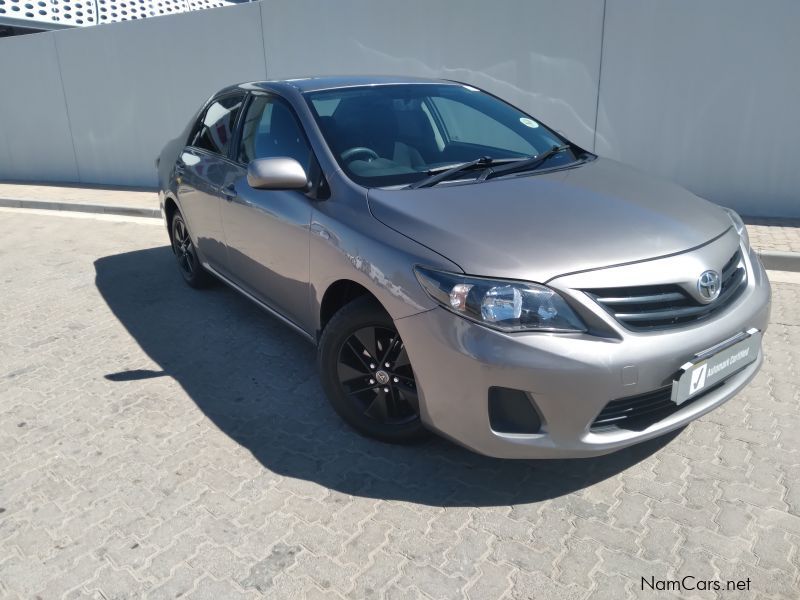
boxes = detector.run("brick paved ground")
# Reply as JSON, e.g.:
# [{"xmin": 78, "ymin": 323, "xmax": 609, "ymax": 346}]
[
  {"xmin": 0, "ymin": 210, "xmax": 798, "ymax": 600},
  {"xmin": 745, "ymin": 219, "xmax": 800, "ymax": 255}
]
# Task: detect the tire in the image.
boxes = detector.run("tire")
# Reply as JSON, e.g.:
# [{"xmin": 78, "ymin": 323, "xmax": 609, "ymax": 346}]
[
  {"xmin": 170, "ymin": 211, "xmax": 213, "ymax": 289},
  {"xmin": 318, "ymin": 296, "xmax": 427, "ymax": 443}
]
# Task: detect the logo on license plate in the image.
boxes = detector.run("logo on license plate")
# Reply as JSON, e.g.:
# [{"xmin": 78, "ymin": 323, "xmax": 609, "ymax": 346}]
[{"xmin": 689, "ymin": 363, "xmax": 708, "ymax": 394}]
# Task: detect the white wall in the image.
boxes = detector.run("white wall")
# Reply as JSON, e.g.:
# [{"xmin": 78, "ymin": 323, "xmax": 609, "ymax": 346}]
[
  {"xmin": 596, "ymin": 0, "xmax": 800, "ymax": 218},
  {"xmin": 54, "ymin": 1, "xmax": 267, "ymax": 185},
  {"xmin": 261, "ymin": 0, "xmax": 604, "ymax": 152},
  {"xmin": 0, "ymin": 0, "xmax": 798, "ymax": 217},
  {"xmin": 0, "ymin": 34, "xmax": 79, "ymax": 181}
]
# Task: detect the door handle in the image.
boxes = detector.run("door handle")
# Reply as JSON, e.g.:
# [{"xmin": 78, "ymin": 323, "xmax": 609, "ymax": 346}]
[{"xmin": 220, "ymin": 183, "xmax": 238, "ymax": 201}]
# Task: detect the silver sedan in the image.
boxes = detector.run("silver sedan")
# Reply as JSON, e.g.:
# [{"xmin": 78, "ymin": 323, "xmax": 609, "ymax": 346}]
[{"xmin": 157, "ymin": 76, "xmax": 770, "ymax": 458}]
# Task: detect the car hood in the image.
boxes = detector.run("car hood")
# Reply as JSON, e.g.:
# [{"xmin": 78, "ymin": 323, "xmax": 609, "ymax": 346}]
[{"xmin": 367, "ymin": 158, "xmax": 732, "ymax": 282}]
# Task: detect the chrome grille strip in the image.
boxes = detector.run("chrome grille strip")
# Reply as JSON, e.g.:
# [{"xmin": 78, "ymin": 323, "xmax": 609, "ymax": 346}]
[
  {"xmin": 595, "ymin": 291, "xmax": 685, "ymax": 305},
  {"xmin": 584, "ymin": 249, "xmax": 747, "ymax": 331}
]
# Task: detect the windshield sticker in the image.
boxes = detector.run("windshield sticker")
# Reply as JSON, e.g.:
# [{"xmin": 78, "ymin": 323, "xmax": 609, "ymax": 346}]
[
  {"xmin": 462, "ymin": 85, "xmax": 480, "ymax": 92},
  {"xmin": 520, "ymin": 117, "xmax": 539, "ymax": 128}
]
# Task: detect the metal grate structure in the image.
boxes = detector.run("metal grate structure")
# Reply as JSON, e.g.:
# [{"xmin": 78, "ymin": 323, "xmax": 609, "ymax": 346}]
[{"xmin": 0, "ymin": 0, "xmax": 241, "ymax": 31}]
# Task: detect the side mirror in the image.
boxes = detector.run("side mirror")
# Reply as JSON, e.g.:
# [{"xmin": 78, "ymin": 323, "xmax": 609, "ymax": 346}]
[{"xmin": 247, "ymin": 157, "xmax": 308, "ymax": 190}]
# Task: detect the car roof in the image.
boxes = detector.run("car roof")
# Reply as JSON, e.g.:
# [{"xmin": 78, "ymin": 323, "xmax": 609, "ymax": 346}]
[{"xmin": 233, "ymin": 75, "xmax": 461, "ymax": 95}]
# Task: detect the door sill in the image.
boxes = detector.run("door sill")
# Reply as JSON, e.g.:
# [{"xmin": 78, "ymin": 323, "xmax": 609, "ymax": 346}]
[{"xmin": 202, "ymin": 262, "xmax": 315, "ymax": 344}]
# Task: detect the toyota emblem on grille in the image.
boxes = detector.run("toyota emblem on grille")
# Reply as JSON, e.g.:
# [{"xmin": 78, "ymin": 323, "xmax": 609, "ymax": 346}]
[{"xmin": 697, "ymin": 270, "xmax": 721, "ymax": 302}]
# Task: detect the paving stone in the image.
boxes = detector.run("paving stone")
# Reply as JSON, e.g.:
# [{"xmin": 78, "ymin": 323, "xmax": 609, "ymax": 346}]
[
  {"xmin": 397, "ymin": 563, "xmax": 465, "ymax": 598},
  {"xmin": 682, "ymin": 526, "xmax": 752, "ymax": 563},
  {"xmin": 187, "ymin": 544, "xmax": 251, "ymax": 581},
  {"xmin": 508, "ymin": 569, "xmax": 586, "ymax": 600},
  {"xmin": 586, "ymin": 570, "xmax": 634, "ymax": 600},
  {"xmin": 145, "ymin": 563, "xmax": 202, "ymax": 600},
  {"xmin": 683, "ymin": 473, "xmax": 720, "ymax": 510},
  {"xmin": 185, "ymin": 576, "xmax": 256, "ymax": 600},
  {"xmin": 0, "ymin": 555, "xmax": 50, "ymax": 597},
  {"xmin": 239, "ymin": 542, "xmax": 302, "ymax": 593},
  {"xmin": 573, "ymin": 518, "xmax": 639, "ymax": 555},
  {"xmin": 555, "ymin": 536, "xmax": 600, "ymax": 588},
  {"xmin": 348, "ymin": 550, "xmax": 404, "ymax": 599},
  {"xmin": 714, "ymin": 500, "xmax": 754, "ymax": 539},
  {"xmin": 637, "ymin": 517, "xmax": 679, "ymax": 563},
  {"xmin": 752, "ymin": 527, "xmax": 793, "ymax": 572},
  {"xmin": 338, "ymin": 519, "xmax": 392, "ymax": 566},
  {"xmin": 610, "ymin": 493, "xmax": 649, "ymax": 531},
  {"xmin": 464, "ymin": 560, "xmax": 513, "ymax": 600},
  {"xmin": 85, "ymin": 564, "xmax": 151, "ymax": 599},
  {"xmin": 650, "ymin": 502, "xmax": 716, "ymax": 529}
]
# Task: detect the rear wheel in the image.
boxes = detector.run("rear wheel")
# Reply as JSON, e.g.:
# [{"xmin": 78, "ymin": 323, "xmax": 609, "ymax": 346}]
[
  {"xmin": 318, "ymin": 296, "xmax": 426, "ymax": 442},
  {"xmin": 170, "ymin": 212, "xmax": 212, "ymax": 288}
]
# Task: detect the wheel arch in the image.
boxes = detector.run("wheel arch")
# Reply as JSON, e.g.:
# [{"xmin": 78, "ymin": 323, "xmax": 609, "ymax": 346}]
[
  {"xmin": 163, "ymin": 196, "xmax": 180, "ymax": 241},
  {"xmin": 318, "ymin": 279, "xmax": 383, "ymax": 340}
]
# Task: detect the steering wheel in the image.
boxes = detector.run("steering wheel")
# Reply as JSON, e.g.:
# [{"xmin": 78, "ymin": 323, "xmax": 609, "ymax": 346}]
[{"xmin": 341, "ymin": 147, "xmax": 379, "ymax": 162}]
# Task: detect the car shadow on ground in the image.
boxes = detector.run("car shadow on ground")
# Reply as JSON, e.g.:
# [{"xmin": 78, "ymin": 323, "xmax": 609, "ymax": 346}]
[{"xmin": 95, "ymin": 246, "xmax": 677, "ymax": 508}]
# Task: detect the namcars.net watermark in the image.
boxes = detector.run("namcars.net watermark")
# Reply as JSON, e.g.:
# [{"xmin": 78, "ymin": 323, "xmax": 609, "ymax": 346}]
[{"xmin": 642, "ymin": 576, "xmax": 751, "ymax": 593}]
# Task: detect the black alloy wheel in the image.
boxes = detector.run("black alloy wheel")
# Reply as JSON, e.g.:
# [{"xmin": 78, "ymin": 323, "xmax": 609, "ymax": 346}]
[
  {"xmin": 318, "ymin": 296, "xmax": 427, "ymax": 442},
  {"xmin": 337, "ymin": 325, "xmax": 419, "ymax": 425}
]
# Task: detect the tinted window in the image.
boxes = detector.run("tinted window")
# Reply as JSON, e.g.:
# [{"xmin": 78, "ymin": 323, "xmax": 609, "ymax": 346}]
[
  {"xmin": 190, "ymin": 94, "xmax": 244, "ymax": 156},
  {"xmin": 238, "ymin": 95, "xmax": 312, "ymax": 171},
  {"xmin": 305, "ymin": 84, "xmax": 573, "ymax": 188},
  {"xmin": 430, "ymin": 96, "xmax": 535, "ymax": 155}
]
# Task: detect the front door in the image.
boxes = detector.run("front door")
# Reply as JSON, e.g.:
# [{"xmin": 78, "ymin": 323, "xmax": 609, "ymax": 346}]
[{"xmin": 221, "ymin": 93, "xmax": 314, "ymax": 331}]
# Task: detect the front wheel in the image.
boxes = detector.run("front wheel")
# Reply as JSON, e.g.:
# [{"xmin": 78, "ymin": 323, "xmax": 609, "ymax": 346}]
[{"xmin": 318, "ymin": 297, "xmax": 427, "ymax": 443}]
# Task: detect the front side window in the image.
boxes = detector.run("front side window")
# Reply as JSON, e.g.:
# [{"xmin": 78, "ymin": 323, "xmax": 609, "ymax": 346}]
[
  {"xmin": 305, "ymin": 84, "xmax": 577, "ymax": 188},
  {"xmin": 190, "ymin": 94, "xmax": 245, "ymax": 156},
  {"xmin": 238, "ymin": 94, "xmax": 312, "ymax": 172}
]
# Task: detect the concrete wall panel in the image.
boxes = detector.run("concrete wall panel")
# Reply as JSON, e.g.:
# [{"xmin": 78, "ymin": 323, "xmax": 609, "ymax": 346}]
[
  {"xmin": 261, "ymin": 0, "xmax": 605, "ymax": 152},
  {"xmin": 0, "ymin": 34, "xmax": 79, "ymax": 181},
  {"xmin": 54, "ymin": 2, "xmax": 266, "ymax": 187},
  {"xmin": 596, "ymin": 0, "xmax": 800, "ymax": 217}
]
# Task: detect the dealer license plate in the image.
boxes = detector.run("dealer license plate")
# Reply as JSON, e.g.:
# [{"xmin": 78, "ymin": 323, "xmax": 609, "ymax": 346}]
[{"xmin": 671, "ymin": 328, "xmax": 761, "ymax": 405}]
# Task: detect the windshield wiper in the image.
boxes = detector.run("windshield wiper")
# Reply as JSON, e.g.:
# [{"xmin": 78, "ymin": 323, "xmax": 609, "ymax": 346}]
[
  {"xmin": 477, "ymin": 144, "xmax": 572, "ymax": 182},
  {"xmin": 409, "ymin": 156, "xmax": 506, "ymax": 189}
]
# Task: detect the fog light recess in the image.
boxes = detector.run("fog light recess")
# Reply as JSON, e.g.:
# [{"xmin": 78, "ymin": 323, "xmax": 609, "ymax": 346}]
[{"xmin": 488, "ymin": 387, "xmax": 542, "ymax": 434}]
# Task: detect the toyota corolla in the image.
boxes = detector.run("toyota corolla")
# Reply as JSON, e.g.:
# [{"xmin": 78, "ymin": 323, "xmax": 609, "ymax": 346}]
[{"xmin": 157, "ymin": 76, "xmax": 770, "ymax": 458}]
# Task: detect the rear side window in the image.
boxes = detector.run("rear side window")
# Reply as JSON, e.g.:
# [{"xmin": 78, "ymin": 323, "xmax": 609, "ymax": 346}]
[{"xmin": 189, "ymin": 94, "xmax": 245, "ymax": 156}]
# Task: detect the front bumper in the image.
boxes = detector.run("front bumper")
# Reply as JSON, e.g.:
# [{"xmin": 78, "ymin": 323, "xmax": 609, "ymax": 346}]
[{"xmin": 394, "ymin": 243, "xmax": 771, "ymax": 459}]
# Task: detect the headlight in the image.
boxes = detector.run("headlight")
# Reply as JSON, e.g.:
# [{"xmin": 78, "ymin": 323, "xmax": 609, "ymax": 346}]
[
  {"xmin": 414, "ymin": 267, "xmax": 586, "ymax": 333},
  {"xmin": 723, "ymin": 207, "xmax": 750, "ymax": 247}
]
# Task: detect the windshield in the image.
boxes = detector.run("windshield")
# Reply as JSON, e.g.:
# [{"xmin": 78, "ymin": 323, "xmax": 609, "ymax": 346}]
[{"xmin": 304, "ymin": 84, "xmax": 584, "ymax": 188}]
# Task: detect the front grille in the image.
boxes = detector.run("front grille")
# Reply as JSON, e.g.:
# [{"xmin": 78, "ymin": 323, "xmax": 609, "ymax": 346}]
[
  {"xmin": 585, "ymin": 249, "xmax": 746, "ymax": 331},
  {"xmin": 590, "ymin": 382, "xmax": 723, "ymax": 432}
]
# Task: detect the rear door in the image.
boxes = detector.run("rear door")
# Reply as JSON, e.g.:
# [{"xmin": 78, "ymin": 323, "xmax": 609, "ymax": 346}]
[{"xmin": 176, "ymin": 93, "xmax": 245, "ymax": 272}]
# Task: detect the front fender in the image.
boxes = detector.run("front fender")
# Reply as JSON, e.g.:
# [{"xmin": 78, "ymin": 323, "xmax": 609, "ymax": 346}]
[{"xmin": 309, "ymin": 187, "xmax": 461, "ymax": 333}]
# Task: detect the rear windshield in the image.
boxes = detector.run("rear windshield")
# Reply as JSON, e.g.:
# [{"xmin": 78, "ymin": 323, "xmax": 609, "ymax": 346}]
[{"xmin": 304, "ymin": 84, "xmax": 575, "ymax": 188}]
